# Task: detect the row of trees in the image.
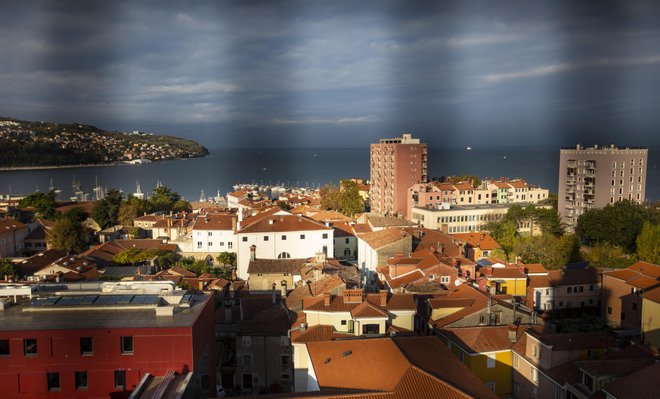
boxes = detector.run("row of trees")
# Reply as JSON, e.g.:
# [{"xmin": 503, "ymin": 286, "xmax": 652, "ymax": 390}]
[
  {"xmin": 319, "ymin": 180, "xmax": 365, "ymax": 217},
  {"xmin": 111, "ymin": 248, "xmax": 237, "ymax": 279},
  {"xmin": 487, "ymin": 200, "xmax": 659, "ymax": 269}
]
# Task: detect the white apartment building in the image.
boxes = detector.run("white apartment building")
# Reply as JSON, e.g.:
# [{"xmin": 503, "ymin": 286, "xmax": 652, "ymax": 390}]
[
  {"xmin": 235, "ymin": 210, "xmax": 334, "ymax": 279},
  {"xmin": 191, "ymin": 214, "xmax": 238, "ymax": 260}
]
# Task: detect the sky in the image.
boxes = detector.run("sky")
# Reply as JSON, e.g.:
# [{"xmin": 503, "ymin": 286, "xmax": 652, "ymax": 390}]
[{"xmin": 1, "ymin": 0, "xmax": 660, "ymax": 148}]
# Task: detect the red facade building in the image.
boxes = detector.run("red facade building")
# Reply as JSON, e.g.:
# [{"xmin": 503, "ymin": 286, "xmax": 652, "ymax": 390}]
[
  {"xmin": 0, "ymin": 291, "xmax": 216, "ymax": 399},
  {"xmin": 370, "ymin": 134, "xmax": 427, "ymax": 218}
]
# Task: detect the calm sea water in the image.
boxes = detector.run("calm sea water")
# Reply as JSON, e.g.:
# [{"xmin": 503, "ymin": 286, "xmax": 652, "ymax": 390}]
[{"xmin": 0, "ymin": 147, "xmax": 658, "ymax": 202}]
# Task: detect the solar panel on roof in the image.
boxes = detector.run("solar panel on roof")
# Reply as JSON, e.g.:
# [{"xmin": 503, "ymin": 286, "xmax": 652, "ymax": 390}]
[
  {"xmin": 78, "ymin": 295, "xmax": 98, "ymax": 305},
  {"xmin": 117, "ymin": 295, "xmax": 134, "ymax": 304},
  {"xmin": 131, "ymin": 295, "xmax": 159, "ymax": 305},
  {"xmin": 31, "ymin": 297, "xmax": 59, "ymax": 307},
  {"xmin": 477, "ymin": 259, "xmax": 493, "ymax": 268}
]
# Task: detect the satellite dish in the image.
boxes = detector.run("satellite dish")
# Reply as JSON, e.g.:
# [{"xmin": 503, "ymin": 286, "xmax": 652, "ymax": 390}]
[{"xmin": 454, "ymin": 278, "xmax": 465, "ymax": 286}]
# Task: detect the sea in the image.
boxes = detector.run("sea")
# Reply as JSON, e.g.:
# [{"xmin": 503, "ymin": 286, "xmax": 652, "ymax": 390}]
[{"xmin": 0, "ymin": 147, "xmax": 658, "ymax": 203}]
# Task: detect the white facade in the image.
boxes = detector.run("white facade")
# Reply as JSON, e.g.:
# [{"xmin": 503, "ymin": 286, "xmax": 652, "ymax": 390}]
[
  {"xmin": 236, "ymin": 228, "xmax": 333, "ymax": 279},
  {"xmin": 192, "ymin": 228, "xmax": 237, "ymax": 254},
  {"xmin": 356, "ymin": 237, "xmax": 379, "ymax": 273},
  {"xmin": 334, "ymin": 235, "xmax": 357, "ymax": 260},
  {"xmin": 530, "ymin": 282, "xmax": 601, "ymax": 311}
]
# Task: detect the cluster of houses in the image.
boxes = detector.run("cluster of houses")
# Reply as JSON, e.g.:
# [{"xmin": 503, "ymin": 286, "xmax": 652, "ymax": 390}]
[{"xmin": 0, "ymin": 184, "xmax": 658, "ymax": 399}]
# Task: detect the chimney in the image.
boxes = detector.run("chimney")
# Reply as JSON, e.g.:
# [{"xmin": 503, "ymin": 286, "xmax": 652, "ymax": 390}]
[
  {"xmin": 324, "ymin": 292, "xmax": 331, "ymax": 307},
  {"xmin": 250, "ymin": 245, "xmax": 256, "ymax": 261},
  {"xmin": 199, "ymin": 279, "xmax": 205, "ymax": 290},
  {"xmin": 429, "ymin": 246, "xmax": 436, "ymax": 254},
  {"xmin": 508, "ymin": 324, "xmax": 518, "ymax": 342},
  {"xmin": 379, "ymin": 290, "xmax": 388, "ymax": 307},
  {"xmin": 231, "ymin": 216, "xmax": 237, "ymax": 232}
]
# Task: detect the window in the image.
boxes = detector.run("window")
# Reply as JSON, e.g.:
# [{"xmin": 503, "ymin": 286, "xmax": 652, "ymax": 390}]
[
  {"xmin": 47, "ymin": 372, "xmax": 60, "ymax": 391},
  {"xmin": 341, "ymin": 320, "xmax": 347, "ymax": 325},
  {"xmin": 281, "ymin": 355, "xmax": 290, "ymax": 367},
  {"xmin": 243, "ymin": 354, "xmax": 252, "ymax": 368},
  {"xmin": 24, "ymin": 338, "xmax": 37, "ymax": 356},
  {"xmin": 277, "ymin": 252, "xmax": 291, "ymax": 259},
  {"xmin": 632, "ymin": 302, "xmax": 637, "ymax": 311},
  {"xmin": 75, "ymin": 371, "xmax": 88, "ymax": 390},
  {"xmin": 197, "ymin": 241, "xmax": 202, "ymax": 249},
  {"xmin": 281, "ymin": 235, "xmax": 287, "ymax": 240},
  {"xmin": 440, "ymin": 276, "xmax": 450, "ymax": 284},
  {"xmin": 345, "ymin": 238, "xmax": 350, "ymax": 244},
  {"xmin": 115, "ymin": 370, "xmax": 126, "ymax": 389},
  {"xmin": 567, "ymin": 287, "xmax": 572, "ymax": 294},
  {"xmin": 300, "ymin": 234, "xmax": 305, "ymax": 239},
  {"xmin": 242, "ymin": 373, "xmax": 253, "ymax": 389},
  {"xmin": 0, "ymin": 339, "xmax": 9, "ymax": 356},
  {"xmin": 80, "ymin": 337, "xmax": 93, "ymax": 355},
  {"xmin": 242, "ymin": 237, "xmax": 248, "ymax": 242},
  {"xmin": 513, "ymin": 353, "xmax": 519, "ymax": 368},
  {"xmin": 322, "ymin": 233, "xmax": 328, "ymax": 239},
  {"xmin": 242, "ymin": 336, "xmax": 251, "ymax": 347},
  {"xmin": 264, "ymin": 236, "xmax": 269, "ymax": 241},
  {"xmin": 281, "ymin": 373, "xmax": 290, "ymax": 381},
  {"xmin": 589, "ymin": 284, "xmax": 594, "ymax": 291},
  {"xmin": 486, "ymin": 353, "xmax": 496, "ymax": 368},
  {"xmin": 531, "ymin": 368, "xmax": 538, "ymax": 383},
  {"xmin": 533, "ymin": 345, "xmax": 540, "ymax": 358},
  {"xmin": 208, "ymin": 232, "xmax": 212, "ymax": 236},
  {"xmin": 555, "ymin": 386, "xmax": 563, "ymax": 399},
  {"xmin": 486, "ymin": 380, "xmax": 496, "ymax": 392},
  {"xmin": 228, "ymin": 242, "xmax": 233, "ymax": 249},
  {"xmin": 120, "ymin": 336, "xmax": 133, "ymax": 354},
  {"xmin": 607, "ymin": 306, "xmax": 612, "ymax": 315}
]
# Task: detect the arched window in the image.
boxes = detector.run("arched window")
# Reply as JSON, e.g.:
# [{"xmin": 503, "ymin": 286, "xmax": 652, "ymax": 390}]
[{"xmin": 277, "ymin": 252, "xmax": 291, "ymax": 259}]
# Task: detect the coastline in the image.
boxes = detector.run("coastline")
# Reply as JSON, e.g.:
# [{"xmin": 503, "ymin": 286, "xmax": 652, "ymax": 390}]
[{"xmin": 0, "ymin": 154, "xmax": 209, "ymax": 172}]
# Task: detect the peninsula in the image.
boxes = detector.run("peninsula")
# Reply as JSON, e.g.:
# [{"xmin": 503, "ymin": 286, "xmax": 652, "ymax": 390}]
[{"xmin": 0, "ymin": 117, "xmax": 209, "ymax": 168}]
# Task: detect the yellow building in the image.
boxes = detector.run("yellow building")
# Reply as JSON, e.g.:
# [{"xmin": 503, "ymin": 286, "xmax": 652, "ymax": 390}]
[
  {"xmin": 438, "ymin": 325, "xmax": 530, "ymax": 398},
  {"xmin": 642, "ymin": 287, "xmax": 660, "ymax": 347},
  {"xmin": 481, "ymin": 261, "xmax": 528, "ymax": 296}
]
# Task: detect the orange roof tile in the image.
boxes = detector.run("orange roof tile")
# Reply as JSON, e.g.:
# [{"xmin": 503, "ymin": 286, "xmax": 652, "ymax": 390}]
[
  {"xmin": 451, "ymin": 232, "xmax": 501, "ymax": 250},
  {"xmin": 239, "ymin": 211, "xmax": 331, "ymax": 233},
  {"xmin": 440, "ymin": 325, "xmax": 530, "ymax": 353},
  {"xmin": 358, "ymin": 228, "xmax": 410, "ymax": 250},
  {"xmin": 351, "ymin": 301, "xmax": 389, "ymax": 318}
]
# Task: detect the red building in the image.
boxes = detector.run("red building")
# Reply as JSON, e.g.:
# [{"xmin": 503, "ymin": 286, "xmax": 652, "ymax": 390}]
[
  {"xmin": 0, "ymin": 290, "xmax": 216, "ymax": 399},
  {"xmin": 370, "ymin": 134, "xmax": 427, "ymax": 217}
]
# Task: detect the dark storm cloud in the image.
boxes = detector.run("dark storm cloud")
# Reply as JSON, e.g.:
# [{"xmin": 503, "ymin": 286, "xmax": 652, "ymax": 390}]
[{"xmin": 0, "ymin": 0, "xmax": 659, "ymax": 148}]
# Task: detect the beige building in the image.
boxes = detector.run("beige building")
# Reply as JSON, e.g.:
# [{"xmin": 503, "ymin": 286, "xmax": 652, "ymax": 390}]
[
  {"xmin": 641, "ymin": 287, "xmax": 660, "ymax": 347},
  {"xmin": 558, "ymin": 144, "xmax": 648, "ymax": 230},
  {"xmin": 0, "ymin": 219, "xmax": 28, "ymax": 257}
]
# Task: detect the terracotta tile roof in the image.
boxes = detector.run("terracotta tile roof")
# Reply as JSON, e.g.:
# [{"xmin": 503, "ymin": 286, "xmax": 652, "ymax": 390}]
[
  {"xmin": 165, "ymin": 266, "xmax": 197, "ymax": 278},
  {"xmin": 384, "ymin": 269, "xmax": 425, "ymax": 289},
  {"xmin": 450, "ymin": 232, "xmax": 501, "ymax": 250},
  {"xmin": 310, "ymin": 210, "xmax": 353, "ymax": 223},
  {"xmin": 290, "ymin": 324, "xmax": 354, "ymax": 343},
  {"xmin": 192, "ymin": 214, "xmax": 236, "ymax": 230},
  {"xmin": 604, "ymin": 269, "xmax": 659, "ymax": 290},
  {"xmin": 248, "ymin": 258, "xmax": 307, "ymax": 275},
  {"xmin": 367, "ymin": 216, "xmax": 413, "ymax": 229},
  {"xmin": 352, "ymin": 223, "xmax": 372, "ymax": 234},
  {"xmin": 285, "ymin": 275, "xmax": 346, "ymax": 311},
  {"xmin": 642, "ymin": 286, "xmax": 660, "ymax": 304},
  {"xmin": 289, "ymin": 204, "xmax": 322, "ymax": 215},
  {"xmin": 452, "ymin": 183, "xmax": 474, "ymax": 191},
  {"xmin": 134, "ymin": 214, "xmax": 160, "ymax": 222},
  {"xmin": 238, "ymin": 210, "xmax": 331, "ymax": 233},
  {"xmin": 440, "ymin": 325, "xmax": 530, "ymax": 353},
  {"xmin": 602, "ymin": 363, "xmax": 660, "ymax": 399},
  {"xmin": 351, "ymin": 301, "xmax": 389, "ymax": 318},
  {"xmin": 18, "ymin": 249, "xmax": 68, "ymax": 276},
  {"xmin": 428, "ymin": 298, "xmax": 475, "ymax": 309},
  {"xmin": 81, "ymin": 240, "xmax": 177, "ymax": 265},
  {"xmin": 238, "ymin": 295, "xmax": 292, "ymax": 335},
  {"xmin": 628, "ymin": 261, "xmax": 660, "ymax": 278},
  {"xmin": 0, "ymin": 219, "xmax": 27, "ymax": 232},
  {"xmin": 406, "ymin": 228, "xmax": 461, "ymax": 257},
  {"xmin": 358, "ymin": 228, "xmax": 410, "ymax": 250},
  {"xmin": 333, "ymin": 222, "xmax": 356, "ymax": 238},
  {"xmin": 489, "ymin": 267, "xmax": 526, "ymax": 279},
  {"xmin": 227, "ymin": 190, "xmax": 249, "ymax": 197},
  {"xmin": 304, "ymin": 292, "xmax": 415, "ymax": 313},
  {"xmin": 507, "ymin": 180, "xmax": 528, "ymax": 189},
  {"xmin": 429, "ymin": 285, "xmax": 490, "ymax": 327},
  {"xmin": 547, "ymin": 268, "xmax": 599, "ymax": 285},
  {"xmin": 528, "ymin": 330, "xmax": 610, "ymax": 351},
  {"xmin": 55, "ymin": 201, "xmax": 96, "ymax": 214},
  {"xmin": 524, "ymin": 263, "xmax": 549, "ymax": 274}
]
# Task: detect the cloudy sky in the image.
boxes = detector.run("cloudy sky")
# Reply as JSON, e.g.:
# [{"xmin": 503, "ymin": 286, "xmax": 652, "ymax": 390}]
[{"xmin": 1, "ymin": 0, "xmax": 659, "ymax": 148}]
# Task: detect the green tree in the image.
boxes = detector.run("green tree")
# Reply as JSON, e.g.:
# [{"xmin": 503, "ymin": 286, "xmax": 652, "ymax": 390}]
[
  {"xmin": 118, "ymin": 195, "xmax": 149, "ymax": 225},
  {"xmin": 513, "ymin": 234, "xmax": 580, "ymax": 269},
  {"xmin": 150, "ymin": 185, "xmax": 182, "ymax": 212},
  {"xmin": 183, "ymin": 259, "xmax": 209, "ymax": 276},
  {"xmin": 487, "ymin": 219, "xmax": 520, "ymax": 256},
  {"xmin": 113, "ymin": 248, "xmax": 168, "ymax": 265},
  {"xmin": 339, "ymin": 180, "xmax": 365, "ymax": 217},
  {"xmin": 581, "ymin": 242, "xmax": 637, "ymax": 269},
  {"xmin": 18, "ymin": 190, "xmax": 58, "ymax": 220},
  {"xmin": 216, "ymin": 252, "xmax": 237, "ymax": 267},
  {"xmin": 172, "ymin": 199, "xmax": 192, "ymax": 213},
  {"xmin": 92, "ymin": 189, "xmax": 123, "ymax": 229},
  {"xmin": 48, "ymin": 217, "xmax": 86, "ymax": 254},
  {"xmin": 277, "ymin": 201, "xmax": 292, "ymax": 211},
  {"xmin": 319, "ymin": 184, "xmax": 341, "ymax": 211},
  {"xmin": 636, "ymin": 222, "xmax": 660, "ymax": 264},
  {"xmin": 576, "ymin": 200, "xmax": 652, "ymax": 252},
  {"xmin": 0, "ymin": 258, "xmax": 18, "ymax": 280},
  {"xmin": 60, "ymin": 206, "xmax": 88, "ymax": 224}
]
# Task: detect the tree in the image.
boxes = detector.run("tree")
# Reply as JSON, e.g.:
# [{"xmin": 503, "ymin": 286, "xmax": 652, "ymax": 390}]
[
  {"xmin": 581, "ymin": 242, "xmax": 637, "ymax": 269},
  {"xmin": 172, "ymin": 199, "xmax": 192, "ymax": 213},
  {"xmin": 113, "ymin": 248, "xmax": 168, "ymax": 265},
  {"xmin": 487, "ymin": 219, "xmax": 520, "ymax": 256},
  {"xmin": 92, "ymin": 189, "xmax": 123, "ymax": 229},
  {"xmin": 48, "ymin": 217, "xmax": 86, "ymax": 254},
  {"xmin": 118, "ymin": 195, "xmax": 148, "ymax": 226},
  {"xmin": 60, "ymin": 206, "xmax": 88, "ymax": 224},
  {"xmin": 319, "ymin": 184, "xmax": 341, "ymax": 211},
  {"xmin": 576, "ymin": 200, "xmax": 652, "ymax": 252},
  {"xmin": 183, "ymin": 259, "xmax": 209, "ymax": 276},
  {"xmin": 636, "ymin": 222, "xmax": 660, "ymax": 264},
  {"xmin": 18, "ymin": 190, "xmax": 58, "ymax": 220},
  {"xmin": 513, "ymin": 234, "xmax": 580, "ymax": 269},
  {"xmin": 339, "ymin": 180, "xmax": 365, "ymax": 217},
  {"xmin": 0, "ymin": 258, "xmax": 18, "ymax": 280},
  {"xmin": 277, "ymin": 201, "xmax": 291, "ymax": 211},
  {"xmin": 216, "ymin": 252, "xmax": 237, "ymax": 267},
  {"xmin": 150, "ymin": 185, "xmax": 182, "ymax": 212}
]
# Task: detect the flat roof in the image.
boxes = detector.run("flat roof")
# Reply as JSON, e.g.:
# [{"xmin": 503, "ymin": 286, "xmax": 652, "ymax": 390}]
[
  {"xmin": 0, "ymin": 292, "xmax": 210, "ymax": 331},
  {"xmin": 413, "ymin": 202, "xmax": 552, "ymax": 212}
]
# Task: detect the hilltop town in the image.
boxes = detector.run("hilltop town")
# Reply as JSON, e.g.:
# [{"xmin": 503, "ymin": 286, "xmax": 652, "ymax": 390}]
[
  {"xmin": 0, "ymin": 134, "xmax": 657, "ymax": 399},
  {"xmin": 0, "ymin": 117, "xmax": 209, "ymax": 168}
]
